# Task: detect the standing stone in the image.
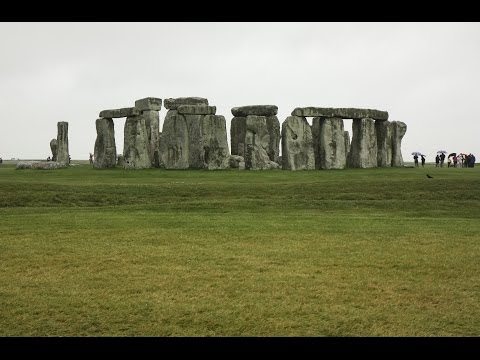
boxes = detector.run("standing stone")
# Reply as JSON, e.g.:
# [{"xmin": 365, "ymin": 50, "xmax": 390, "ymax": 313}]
[
  {"xmin": 142, "ymin": 110, "xmax": 160, "ymax": 167},
  {"xmin": 312, "ymin": 117, "xmax": 346, "ymax": 170},
  {"xmin": 117, "ymin": 154, "xmax": 125, "ymax": 167},
  {"xmin": 183, "ymin": 114, "xmax": 204, "ymax": 169},
  {"xmin": 200, "ymin": 115, "xmax": 230, "ymax": 170},
  {"xmin": 50, "ymin": 139, "xmax": 57, "ymax": 162},
  {"xmin": 230, "ymin": 116, "xmax": 246, "ymax": 157},
  {"xmin": 376, "ymin": 120, "xmax": 392, "ymax": 167},
  {"xmin": 159, "ymin": 110, "xmax": 189, "ymax": 169},
  {"xmin": 56, "ymin": 122, "xmax": 69, "ymax": 164},
  {"xmin": 123, "ymin": 116, "xmax": 151, "ymax": 169},
  {"xmin": 266, "ymin": 115, "xmax": 280, "ymax": 163},
  {"xmin": 245, "ymin": 115, "xmax": 277, "ymax": 170},
  {"xmin": 281, "ymin": 116, "xmax": 315, "ymax": 171},
  {"xmin": 93, "ymin": 118, "xmax": 117, "ymax": 168},
  {"xmin": 348, "ymin": 118, "xmax": 377, "ymax": 168},
  {"xmin": 344, "ymin": 131, "xmax": 350, "ymax": 166},
  {"xmin": 390, "ymin": 121, "xmax": 407, "ymax": 167}
]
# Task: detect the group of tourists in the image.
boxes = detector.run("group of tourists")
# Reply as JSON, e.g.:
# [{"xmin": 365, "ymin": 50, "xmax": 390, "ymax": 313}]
[{"xmin": 413, "ymin": 152, "xmax": 476, "ymax": 168}]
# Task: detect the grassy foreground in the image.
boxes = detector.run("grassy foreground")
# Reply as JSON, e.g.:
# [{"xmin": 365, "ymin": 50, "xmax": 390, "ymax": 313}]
[{"xmin": 0, "ymin": 162, "xmax": 479, "ymax": 336}]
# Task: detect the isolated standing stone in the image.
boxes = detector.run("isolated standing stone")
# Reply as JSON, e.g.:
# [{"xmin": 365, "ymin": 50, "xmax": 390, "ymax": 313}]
[
  {"xmin": 348, "ymin": 118, "xmax": 377, "ymax": 168},
  {"xmin": 376, "ymin": 120, "xmax": 392, "ymax": 167},
  {"xmin": 56, "ymin": 122, "xmax": 69, "ymax": 164},
  {"xmin": 200, "ymin": 115, "xmax": 230, "ymax": 169},
  {"xmin": 281, "ymin": 116, "xmax": 315, "ymax": 170},
  {"xmin": 123, "ymin": 116, "xmax": 151, "ymax": 169},
  {"xmin": 50, "ymin": 139, "xmax": 57, "ymax": 162},
  {"xmin": 390, "ymin": 121, "xmax": 407, "ymax": 167},
  {"xmin": 159, "ymin": 110, "xmax": 189, "ymax": 169},
  {"xmin": 94, "ymin": 118, "xmax": 117, "ymax": 168},
  {"xmin": 312, "ymin": 117, "xmax": 346, "ymax": 169}
]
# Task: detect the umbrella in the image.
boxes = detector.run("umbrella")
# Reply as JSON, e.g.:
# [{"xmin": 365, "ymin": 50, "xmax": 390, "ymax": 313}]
[
  {"xmin": 411, "ymin": 152, "xmax": 423, "ymax": 156},
  {"xmin": 448, "ymin": 153, "xmax": 456, "ymax": 158},
  {"xmin": 437, "ymin": 150, "xmax": 448, "ymax": 154}
]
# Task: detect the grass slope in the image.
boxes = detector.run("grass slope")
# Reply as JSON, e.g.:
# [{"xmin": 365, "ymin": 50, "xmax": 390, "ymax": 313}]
[{"xmin": 0, "ymin": 163, "xmax": 479, "ymax": 336}]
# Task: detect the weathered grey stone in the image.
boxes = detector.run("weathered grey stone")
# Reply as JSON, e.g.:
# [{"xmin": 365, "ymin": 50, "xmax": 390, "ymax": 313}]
[
  {"xmin": 16, "ymin": 161, "xmax": 68, "ymax": 170},
  {"xmin": 200, "ymin": 115, "xmax": 230, "ymax": 170},
  {"xmin": 312, "ymin": 117, "xmax": 346, "ymax": 170},
  {"xmin": 376, "ymin": 120, "xmax": 392, "ymax": 167},
  {"xmin": 56, "ymin": 122, "xmax": 69, "ymax": 164},
  {"xmin": 230, "ymin": 117, "xmax": 246, "ymax": 157},
  {"xmin": 229, "ymin": 155, "xmax": 244, "ymax": 168},
  {"xmin": 348, "ymin": 118, "xmax": 378, "ymax": 168},
  {"xmin": 344, "ymin": 131, "xmax": 350, "ymax": 165},
  {"xmin": 123, "ymin": 116, "xmax": 152, "ymax": 169},
  {"xmin": 117, "ymin": 154, "xmax": 125, "ymax": 167},
  {"xmin": 244, "ymin": 116, "xmax": 275, "ymax": 170},
  {"xmin": 164, "ymin": 97, "xmax": 208, "ymax": 110},
  {"xmin": 177, "ymin": 105, "xmax": 216, "ymax": 115},
  {"xmin": 182, "ymin": 114, "xmax": 203, "ymax": 169},
  {"xmin": 266, "ymin": 115, "xmax": 280, "ymax": 162},
  {"xmin": 231, "ymin": 105, "xmax": 278, "ymax": 117},
  {"xmin": 142, "ymin": 110, "xmax": 160, "ymax": 167},
  {"xmin": 281, "ymin": 116, "xmax": 315, "ymax": 170},
  {"xmin": 99, "ymin": 107, "xmax": 141, "ymax": 118},
  {"xmin": 135, "ymin": 97, "xmax": 162, "ymax": 111},
  {"xmin": 50, "ymin": 139, "xmax": 57, "ymax": 162},
  {"xmin": 159, "ymin": 110, "xmax": 189, "ymax": 169},
  {"xmin": 292, "ymin": 107, "xmax": 389, "ymax": 121},
  {"xmin": 93, "ymin": 118, "xmax": 117, "ymax": 168},
  {"xmin": 390, "ymin": 121, "xmax": 407, "ymax": 167}
]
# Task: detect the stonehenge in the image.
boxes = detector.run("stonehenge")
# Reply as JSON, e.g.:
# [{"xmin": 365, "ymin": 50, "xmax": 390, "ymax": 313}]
[{"xmin": 91, "ymin": 99, "xmax": 406, "ymax": 171}]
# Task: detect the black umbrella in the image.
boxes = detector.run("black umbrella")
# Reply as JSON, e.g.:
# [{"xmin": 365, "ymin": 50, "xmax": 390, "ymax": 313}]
[{"xmin": 448, "ymin": 153, "xmax": 456, "ymax": 158}]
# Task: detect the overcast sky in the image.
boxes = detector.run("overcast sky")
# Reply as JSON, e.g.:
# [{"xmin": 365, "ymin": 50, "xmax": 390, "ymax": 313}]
[{"xmin": 1, "ymin": 22, "xmax": 479, "ymax": 161}]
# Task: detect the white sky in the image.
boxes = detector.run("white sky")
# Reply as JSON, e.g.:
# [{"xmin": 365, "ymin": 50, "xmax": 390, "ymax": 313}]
[{"xmin": 1, "ymin": 22, "xmax": 479, "ymax": 161}]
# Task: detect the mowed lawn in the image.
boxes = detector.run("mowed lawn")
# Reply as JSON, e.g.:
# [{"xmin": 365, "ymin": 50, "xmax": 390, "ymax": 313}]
[{"xmin": 0, "ymin": 162, "xmax": 479, "ymax": 336}]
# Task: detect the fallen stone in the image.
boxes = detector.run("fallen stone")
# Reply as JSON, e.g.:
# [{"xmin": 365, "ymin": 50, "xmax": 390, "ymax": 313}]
[
  {"xmin": 164, "ymin": 97, "xmax": 208, "ymax": 110},
  {"xmin": 292, "ymin": 107, "xmax": 388, "ymax": 121},
  {"xmin": 135, "ymin": 97, "xmax": 162, "ymax": 111},
  {"xmin": 229, "ymin": 155, "xmax": 244, "ymax": 168},
  {"xmin": 16, "ymin": 161, "xmax": 68, "ymax": 170},
  {"xmin": 231, "ymin": 105, "xmax": 278, "ymax": 117},
  {"xmin": 117, "ymin": 154, "xmax": 125, "ymax": 167},
  {"xmin": 99, "ymin": 107, "xmax": 141, "ymax": 118}
]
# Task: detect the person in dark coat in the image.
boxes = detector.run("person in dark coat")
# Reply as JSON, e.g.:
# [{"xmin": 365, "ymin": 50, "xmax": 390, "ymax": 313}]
[
  {"xmin": 435, "ymin": 155, "xmax": 440, "ymax": 167},
  {"xmin": 413, "ymin": 154, "xmax": 419, "ymax": 167},
  {"xmin": 421, "ymin": 155, "xmax": 426, "ymax": 167}
]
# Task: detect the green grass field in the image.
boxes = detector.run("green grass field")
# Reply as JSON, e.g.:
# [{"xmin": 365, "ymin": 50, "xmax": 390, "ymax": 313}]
[{"xmin": 0, "ymin": 162, "xmax": 479, "ymax": 336}]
